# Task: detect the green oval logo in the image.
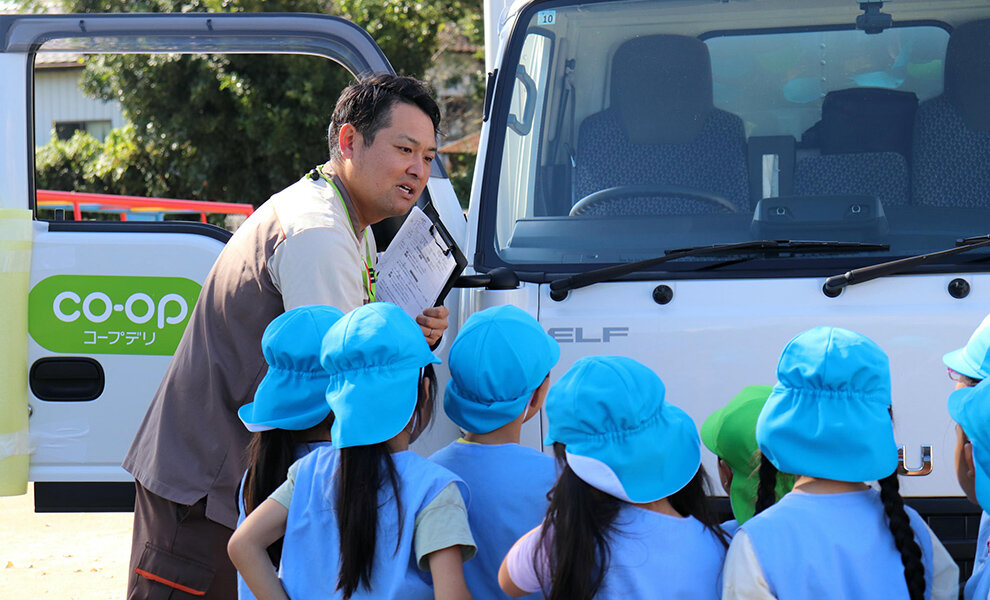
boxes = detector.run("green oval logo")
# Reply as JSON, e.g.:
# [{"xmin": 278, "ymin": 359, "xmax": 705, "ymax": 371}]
[{"xmin": 29, "ymin": 275, "xmax": 201, "ymax": 355}]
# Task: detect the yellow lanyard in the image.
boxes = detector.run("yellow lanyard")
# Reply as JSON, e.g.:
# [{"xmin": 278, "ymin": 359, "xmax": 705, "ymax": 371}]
[{"xmin": 314, "ymin": 168, "xmax": 376, "ymax": 302}]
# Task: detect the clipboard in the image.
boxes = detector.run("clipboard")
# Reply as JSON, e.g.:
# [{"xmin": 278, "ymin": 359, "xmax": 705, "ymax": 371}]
[
  {"xmin": 374, "ymin": 202, "xmax": 467, "ymax": 318},
  {"xmin": 421, "ymin": 201, "xmax": 467, "ymax": 306}
]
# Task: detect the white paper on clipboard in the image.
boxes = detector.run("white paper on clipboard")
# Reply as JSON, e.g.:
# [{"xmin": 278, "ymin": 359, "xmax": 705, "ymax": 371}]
[{"xmin": 375, "ymin": 206, "xmax": 457, "ymax": 318}]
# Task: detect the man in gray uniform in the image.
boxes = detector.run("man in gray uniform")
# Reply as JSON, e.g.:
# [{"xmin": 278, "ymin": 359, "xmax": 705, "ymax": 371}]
[{"xmin": 122, "ymin": 74, "xmax": 449, "ymax": 599}]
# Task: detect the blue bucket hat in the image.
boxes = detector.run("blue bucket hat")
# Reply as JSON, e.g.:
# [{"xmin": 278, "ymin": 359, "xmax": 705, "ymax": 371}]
[
  {"xmin": 756, "ymin": 326, "xmax": 898, "ymax": 482},
  {"xmin": 320, "ymin": 302, "xmax": 440, "ymax": 449},
  {"xmin": 444, "ymin": 306, "xmax": 560, "ymax": 434},
  {"xmin": 948, "ymin": 378, "xmax": 990, "ymax": 512},
  {"xmin": 544, "ymin": 356, "xmax": 701, "ymax": 503},
  {"xmin": 238, "ymin": 305, "xmax": 344, "ymax": 432},
  {"xmin": 944, "ymin": 313, "xmax": 990, "ymax": 381}
]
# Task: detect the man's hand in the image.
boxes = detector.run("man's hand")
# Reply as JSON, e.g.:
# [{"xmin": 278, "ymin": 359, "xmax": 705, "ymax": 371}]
[{"xmin": 417, "ymin": 305, "xmax": 449, "ymax": 347}]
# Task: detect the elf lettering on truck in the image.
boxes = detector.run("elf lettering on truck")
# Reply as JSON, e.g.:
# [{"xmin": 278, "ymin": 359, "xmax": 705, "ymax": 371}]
[{"xmin": 1, "ymin": 0, "xmax": 989, "ymax": 568}]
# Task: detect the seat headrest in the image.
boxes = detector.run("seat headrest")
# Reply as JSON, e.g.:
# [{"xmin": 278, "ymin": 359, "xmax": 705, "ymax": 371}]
[
  {"xmin": 611, "ymin": 35, "xmax": 714, "ymax": 144},
  {"xmin": 944, "ymin": 19, "xmax": 990, "ymax": 131},
  {"xmin": 816, "ymin": 87, "xmax": 918, "ymax": 157}
]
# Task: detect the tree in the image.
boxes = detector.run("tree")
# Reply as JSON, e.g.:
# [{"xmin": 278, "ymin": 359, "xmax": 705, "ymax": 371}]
[{"xmin": 34, "ymin": 0, "xmax": 480, "ymax": 206}]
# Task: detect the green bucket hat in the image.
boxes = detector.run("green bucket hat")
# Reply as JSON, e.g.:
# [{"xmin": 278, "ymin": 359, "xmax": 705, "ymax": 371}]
[{"xmin": 701, "ymin": 385, "xmax": 794, "ymax": 524}]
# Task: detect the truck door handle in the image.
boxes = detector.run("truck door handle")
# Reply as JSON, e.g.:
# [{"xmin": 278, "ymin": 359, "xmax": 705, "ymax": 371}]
[{"xmin": 29, "ymin": 357, "xmax": 105, "ymax": 402}]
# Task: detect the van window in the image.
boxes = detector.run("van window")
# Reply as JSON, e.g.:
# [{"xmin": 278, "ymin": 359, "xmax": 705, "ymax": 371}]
[{"xmin": 32, "ymin": 47, "xmax": 349, "ymax": 229}]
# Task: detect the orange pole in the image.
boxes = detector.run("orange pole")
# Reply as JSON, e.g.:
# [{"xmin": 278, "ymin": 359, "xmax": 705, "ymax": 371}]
[{"xmin": 73, "ymin": 199, "xmax": 81, "ymax": 221}]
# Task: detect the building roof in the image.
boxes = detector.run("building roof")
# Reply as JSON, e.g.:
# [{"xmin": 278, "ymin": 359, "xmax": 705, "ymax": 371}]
[
  {"xmin": 35, "ymin": 52, "xmax": 85, "ymax": 68},
  {"xmin": 439, "ymin": 130, "xmax": 480, "ymax": 154}
]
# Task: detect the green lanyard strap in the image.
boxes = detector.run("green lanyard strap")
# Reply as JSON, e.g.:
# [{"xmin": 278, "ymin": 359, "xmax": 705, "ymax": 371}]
[{"xmin": 313, "ymin": 167, "xmax": 376, "ymax": 302}]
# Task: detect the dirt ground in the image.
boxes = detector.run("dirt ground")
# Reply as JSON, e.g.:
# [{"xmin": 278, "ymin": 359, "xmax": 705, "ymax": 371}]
[{"xmin": 0, "ymin": 483, "xmax": 131, "ymax": 599}]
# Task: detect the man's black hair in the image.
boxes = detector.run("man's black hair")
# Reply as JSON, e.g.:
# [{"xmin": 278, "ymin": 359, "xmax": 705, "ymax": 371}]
[{"xmin": 327, "ymin": 73, "xmax": 441, "ymax": 164}]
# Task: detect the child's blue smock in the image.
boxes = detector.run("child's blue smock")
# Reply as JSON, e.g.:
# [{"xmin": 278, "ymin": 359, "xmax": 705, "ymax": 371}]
[
  {"xmin": 236, "ymin": 441, "xmax": 331, "ymax": 600},
  {"xmin": 741, "ymin": 489, "xmax": 934, "ymax": 600},
  {"xmin": 429, "ymin": 440, "xmax": 557, "ymax": 600},
  {"xmin": 966, "ymin": 512, "xmax": 990, "ymax": 600},
  {"xmin": 507, "ymin": 504, "xmax": 726, "ymax": 599},
  {"xmin": 278, "ymin": 446, "xmax": 466, "ymax": 599},
  {"xmin": 721, "ymin": 518, "xmax": 741, "ymax": 537},
  {"xmin": 600, "ymin": 507, "xmax": 726, "ymax": 598}
]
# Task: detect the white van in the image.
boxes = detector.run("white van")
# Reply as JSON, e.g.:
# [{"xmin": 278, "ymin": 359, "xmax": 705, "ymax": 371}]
[{"xmin": 2, "ymin": 0, "xmax": 989, "ymax": 573}]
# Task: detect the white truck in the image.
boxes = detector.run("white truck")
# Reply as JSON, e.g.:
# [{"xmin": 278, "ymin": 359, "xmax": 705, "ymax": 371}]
[{"xmin": 2, "ymin": 0, "xmax": 989, "ymax": 574}]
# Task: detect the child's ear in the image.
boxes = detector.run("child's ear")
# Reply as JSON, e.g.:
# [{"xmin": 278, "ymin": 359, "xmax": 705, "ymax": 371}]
[
  {"xmin": 420, "ymin": 374, "xmax": 431, "ymax": 403},
  {"xmin": 522, "ymin": 376, "xmax": 551, "ymax": 422},
  {"xmin": 966, "ymin": 442, "xmax": 977, "ymax": 479}
]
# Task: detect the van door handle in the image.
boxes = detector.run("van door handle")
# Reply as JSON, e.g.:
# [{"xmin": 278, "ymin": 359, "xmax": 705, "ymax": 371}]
[{"xmin": 29, "ymin": 357, "xmax": 105, "ymax": 402}]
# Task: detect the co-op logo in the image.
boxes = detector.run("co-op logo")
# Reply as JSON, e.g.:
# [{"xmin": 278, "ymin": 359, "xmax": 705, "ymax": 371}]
[
  {"xmin": 29, "ymin": 275, "xmax": 202, "ymax": 356},
  {"xmin": 53, "ymin": 290, "xmax": 188, "ymax": 329}
]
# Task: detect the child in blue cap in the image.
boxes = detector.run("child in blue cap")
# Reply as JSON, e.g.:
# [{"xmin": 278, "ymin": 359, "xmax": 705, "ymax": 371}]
[
  {"xmin": 724, "ymin": 326, "xmax": 958, "ymax": 600},
  {"xmin": 429, "ymin": 305, "xmax": 560, "ymax": 600},
  {"xmin": 229, "ymin": 302, "xmax": 476, "ymax": 600},
  {"xmin": 944, "ymin": 314, "xmax": 990, "ymax": 600},
  {"xmin": 498, "ymin": 355, "xmax": 729, "ymax": 599},
  {"xmin": 233, "ymin": 305, "xmax": 342, "ymax": 600}
]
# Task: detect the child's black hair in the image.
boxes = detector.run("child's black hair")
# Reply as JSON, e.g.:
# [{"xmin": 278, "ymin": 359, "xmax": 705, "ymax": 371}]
[
  {"xmin": 754, "ymin": 453, "xmax": 779, "ymax": 516},
  {"xmin": 536, "ymin": 443, "xmax": 728, "ymax": 600},
  {"xmin": 878, "ymin": 471, "xmax": 926, "ymax": 600},
  {"xmin": 241, "ymin": 412, "xmax": 334, "ymax": 565},
  {"xmin": 335, "ymin": 364, "xmax": 436, "ymax": 599}
]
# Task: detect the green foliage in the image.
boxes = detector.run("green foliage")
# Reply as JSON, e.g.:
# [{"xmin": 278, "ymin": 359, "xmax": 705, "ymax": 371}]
[
  {"xmin": 34, "ymin": 124, "xmax": 192, "ymax": 197},
  {"xmin": 34, "ymin": 0, "xmax": 479, "ymax": 207},
  {"xmin": 447, "ymin": 154, "xmax": 474, "ymax": 210}
]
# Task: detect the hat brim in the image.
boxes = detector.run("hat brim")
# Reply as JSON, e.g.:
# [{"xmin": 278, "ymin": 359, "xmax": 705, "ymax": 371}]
[
  {"xmin": 328, "ymin": 362, "xmax": 437, "ymax": 448},
  {"xmin": 699, "ymin": 409, "xmax": 723, "ymax": 457},
  {"xmin": 238, "ymin": 403, "xmax": 275, "ymax": 432},
  {"xmin": 443, "ymin": 380, "xmax": 533, "ymax": 434},
  {"xmin": 944, "ymin": 348, "xmax": 986, "ymax": 381},
  {"xmin": 245, "ymin": 367, "xmax": 334, "ymax": 432},
  {"xmin": 554, "ymin": 407, "xmax": 701, "ymax": 503},
  {"xmin": 238, "ymin": 401, "xmax": 331, "ymax": 433}
]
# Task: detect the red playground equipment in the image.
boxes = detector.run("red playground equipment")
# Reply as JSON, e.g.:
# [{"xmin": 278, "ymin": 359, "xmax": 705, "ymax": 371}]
[{"xmin": 36, "ymin": 189, "xmax": 254, "ymax": 224}]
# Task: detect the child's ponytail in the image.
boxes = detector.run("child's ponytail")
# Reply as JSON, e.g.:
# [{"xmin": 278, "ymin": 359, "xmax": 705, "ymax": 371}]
[
  {"xmin": 242, "ymin": 430, "xmax": 297, "ymax": 565},
  {"xmin": 335, "ymin": 442, "xmax": 402, "ymax": 599},
  {"xmin": 243, "ymin": 430, "xmax": 297, "ymax": 516},
  {"xmin": 539, "ymin": 443, "xmax": 622, "ymax": 600},
  {"xmin": 754, "ymin": 453, "xmax": 778, "ymax": 516},
  {"xmin": 878, "ymin": 472, "xmax": 926, "ymax": 600},
  {"xmin": 334, "ymin": 364, "xmax": 435, "ymax": 600}
]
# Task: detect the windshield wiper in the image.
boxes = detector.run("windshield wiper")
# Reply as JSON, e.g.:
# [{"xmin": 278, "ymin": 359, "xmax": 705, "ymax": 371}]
[
  {"xmin": 548, "ymin": 240, "xmax": 889, "ymax": 300},
  {"xmin": 824, "ymin": 235, "xmax": 990, "ymax": 294}
]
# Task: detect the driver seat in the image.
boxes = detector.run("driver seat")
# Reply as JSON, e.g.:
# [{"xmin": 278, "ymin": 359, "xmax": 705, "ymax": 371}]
[{"xmin": 573, "ymin": 35, "xmax": 749, "ymax": 216}]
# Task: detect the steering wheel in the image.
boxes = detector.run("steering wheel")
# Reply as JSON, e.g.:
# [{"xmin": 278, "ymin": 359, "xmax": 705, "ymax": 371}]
[{"xmin": 569, "ymin": 184, "xmax": 738, "ymax": 216}]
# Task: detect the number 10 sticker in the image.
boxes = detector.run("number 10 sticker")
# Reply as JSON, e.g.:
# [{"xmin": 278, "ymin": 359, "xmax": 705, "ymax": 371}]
[{"xmin": 537, "ymin": 10, "xmax": 556, "ymax": 25}]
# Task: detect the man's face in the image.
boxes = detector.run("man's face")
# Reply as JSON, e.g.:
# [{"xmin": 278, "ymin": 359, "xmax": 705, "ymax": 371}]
[{"xmin": 338, "ymin": 102, "xmax": 437, "ymax": 227}]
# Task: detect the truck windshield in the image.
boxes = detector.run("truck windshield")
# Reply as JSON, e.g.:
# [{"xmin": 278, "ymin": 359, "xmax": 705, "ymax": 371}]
[{"xmin": 484, "ymin": 0, "xmax": 990, "ymax": 274}]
